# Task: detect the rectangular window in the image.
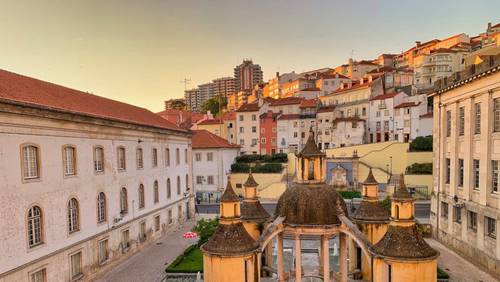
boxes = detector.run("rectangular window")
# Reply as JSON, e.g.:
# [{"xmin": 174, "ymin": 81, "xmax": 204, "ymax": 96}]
[
  {"xmin": 458, "ymin": 107, "xmax": 464, "ymax": 136},
  {"xmin": 70, "ymin": 252, "xmax": 83, "ymax": 280},
  {"xmin": 23, "ymin": 145, "xmax": 39, "ymax": 179},
  {"xmin": 252, "ymin": 126, "xmax": 257, "ymax": 133},
  {"xmin": 136, "ymin": 148, "xmax": 143, "ymax": 169},
  {"xmin": 239, "ymin": 127, "xmax": 244, "ymax": 133},
  {"xmin": 404, "ymin": 120, "xmax": 410, "ymax": 127},
  {"xmin": 453, "ymin": 206, "xmax": 461, "ymax": 223},
  {"xmin": 196, "ymin": 176, "xmax": 203, "ymax": 184},
  {"xmin": 63, "ymin": 146, "xmax": 76, "ymax": 176},
  {"xmin": 252, "ymin": 114, "xmax": 256, "ymax": 121},
  {"xmin": 441, "ymin": 202, "xmax": 448, "ymax": 218},
  {"xmin": 122, "ymin": 229, "xmax": 130, "ymax": 249},
  {"xmin": 240, "ymin": 139, "xmax": 245, "ymax": 145},
  {"xmin": 446, "ymin": 110, "xmax": 451, "ymax": 137},
  {"xmin": 117, "ymin": 147, "xmax": 126, "ymax": 170},
  {"xmin": 473, "ymin": 159, "xmax": 480, "ymax": 190},
  {"xmin": 207, "ymin": 152, "xmax": 213, "ymax": 161},
  {"xmin": 30, "ymin": 268, "xmax": 46, "ymax": 282},
  {"xmin": 94, "ymin": 147, "xmax": 104, "ymax": 173},
  {"xmin": 486, "ymin": 216, "xmax": 497, "ymax": 238},
  {"xmin": 458, "ymin": 159, "xmax": 464, "ymax": 187},
  {"xmin": 152, "ymin": 148, "xmax": 158, "ymax": 167},
  {"xmin": 493, "ymin": 160, "xmax": 499, "ymax": 193},
  {"xmin": 468, "ymin": 211, "xmax": 477, "ymax": 232},
  {"xmin": 185, "ymin": 149, "xmax": 188, "ymax": 164},
  {"xmin": 98, "ymin": 239, "xmax": 109, "ymax": 264},
  {"xmin": 140, "ymin": 221, "xmax": 146, "ymax": 239},
  {"xmin": 494, "ymin": 98, "xmax": 500, "ymax": 132},
  {"xmin": 178, "ymin": 205, "xmax": 183, "ymax": 220},
  {"xmin": 165, "ymin": 148, "xmax": 170, "ymax": 166},
  {"xmin": 155, "ymin": 215, "xmax": 160, "ymax": 232},
  {"xmin": 474, "ymin": 103, "xmax": 481, "ymax": 135},
  {"xmin": 195, "ymin": 153, "xmax": 201, "ymax": 162},
  {"xmin": 261, "ymin": 138, "xmax": 266, "ymax": 144},
  {"xmin": 168, "ymin": 209, "xmax": 173, "ymax": 224},
  {"xmin": 176, "ymin": 148, "xmax": 180, "ymax": 165},
  {"xmin": 207, "ymin": 175, "xmax": 214, "ymax": 185},
  {"xmin": 445, "ymin": 158, "xmax": 451, "ymax": 184},
  {"xmin": 239, "ymin": 115, "xmax": 243, "ymax": 121}
]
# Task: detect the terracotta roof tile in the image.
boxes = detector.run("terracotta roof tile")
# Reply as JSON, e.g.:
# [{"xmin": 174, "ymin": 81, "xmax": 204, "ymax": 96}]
[
  {"xmin": 0, "ymin": 69, "xmax": 187, "ymax": 132},
  {"xmin": 220, "ymin": 179, "xmax": 241, "ymax": 202},
  {"xmin": 394, "ymin": 102, "xmax": 419, "ymax": 109},
  {"xmin": 370, "ymin": 92, "xmax": 399, "ymax": 101},
  {"xmin": 269, "ymin": 97, "xmax": 303, "ymax": 106},
  {"xmin": 198, "ymin": 118, "xmax": 223, "ymax": 125},
  {"xmin": 221, "ymin": 111, "xmax": 236, "ymax": 120},
  {"xmin": 299, "ymin": 99, "xmax": 317, "ymax": 108},
  {"xmin": 236, "ymin": 103, "xmax": 260, "ymax": 112},
  {"xmin": 420, "ymin": 112, "xmax": 433, "ymax": 118},
  {"xmin": 191, "ymin": 130, "xmax": 240, "ymax": 149},
  {"xmin": 277, "ymin": 114, "xmax": 300, "ymax": 120}
]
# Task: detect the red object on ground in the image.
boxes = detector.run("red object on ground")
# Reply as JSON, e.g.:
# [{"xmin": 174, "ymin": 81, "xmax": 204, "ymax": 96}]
[{"xmin": 183, "ymin": 232, "xmax": 198, "ymax": 239}]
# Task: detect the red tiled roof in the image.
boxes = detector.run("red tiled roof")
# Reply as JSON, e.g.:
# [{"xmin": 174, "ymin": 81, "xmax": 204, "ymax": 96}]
[
  {"xmin": 330, "ymin": 81, "xmax": 371, "ymax": 95},
  {"xmin": 192, "ymin": 130, "xmax": 240, "ymax": 149},
  {"xmin": 277, "ymin": 114, "xmax": 300, "ymax": 120},
  {"xmin": 356, "ymin": 60, "xmax": 378, "ymax": 66},
  {"xmin": 221, "ymin": 111, "xmax": 236, "ymax": 121},
  {"xmin": 0, "ymin": 69, "xmax": 187, "ymax": 133},
  {"xmin": 198, "ymin": 118, "xmax": 223, "ymax": 125},
  {"xmin": 420, "ymin": 112, "xmax": 433, "ymax": 118},
  {"xmin": 300, "ymin": 99, "xmax": 317, "ymax": 108},
  {"xmin": 301, "ymin": 87, "xmax": 321, "ymax": 91},
  {"xmin": 430, "ymin": 48, "xmax": 459, "ymax": 54},
  {"xmin": 157, "ymin": 109, "xmax": 205, "ymax": 124},
  {"xmin": 236, "ymin": 103, "xmax": 260, "ymax": 112},
  {"xmin": 317, "ymin": 73, "xmax": 350, "ymax": 80},
  {"xmin": 394, "ymin": 102, "xmax": 420, "ymax": 109},
  {"xmin": 367, "ymin": 66, "xmax": 395, "ymax": 73},
  {"xmin": 333, "ymin": 117, "xmax": 365, "ymax": 124},
  {"xmin": 370, "ymin": 92, "xmax": 399, "ymax": 101},
  {"xmin": 269, "ymin": 97, "xmax": 303, "ymax": 106},
  {"xmin": 317, "ymin": 105, "xmax": 335, "ymax": 113}
]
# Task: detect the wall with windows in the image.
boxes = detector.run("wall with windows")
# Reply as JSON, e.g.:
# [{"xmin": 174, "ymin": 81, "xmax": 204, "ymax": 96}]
[
  {"xmin": 236, "ymin": 110, "xmax": 260, "ymax": 155},
  {"xmin": 431, "ymin": 71, "xmax": 500, "ymax": 277},
  {"xmin": 0, "ymin": 108, "xmax": 192, "ymax": 281}
]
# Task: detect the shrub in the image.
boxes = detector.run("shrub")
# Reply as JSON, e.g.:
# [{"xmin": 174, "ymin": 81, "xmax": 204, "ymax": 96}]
[
  {"xmin": 235, "ymin": 154, "xmax": 261, "ymax": 163},
  {"xmin": 231, "ymin": 163, "xmax": 250, "ymax": 173},
  {"xmin": 231, "ymin": 163, "xmax": 283, "ymax": 173},
  {"xmin": 338, "ymin": 191, "xmax": 361, "ymax": 199},
  {"xmin": 235, "ymin": 153, "xmax": 288, "ymax": 164},
  {"xmin": 406, "ymin": 163, "xmax": 433, "ymax": 174},
  {"xmin": 409, "ymin": 136, "xmax": 433, "ymax": 152},
  {"xmin": 192, "ymin": 218, "xmax": 219, "ymax": 246},
  {"xmin": 165, "ymin": 245, "xmax": 203, "ymax": 273},
  {"xmin": 381, "ymin": 196, "xmax": 391, "ymax": 212},
  {"xmin": 437, "ymin": 267, "xmax": 450, "ymax": 279}
]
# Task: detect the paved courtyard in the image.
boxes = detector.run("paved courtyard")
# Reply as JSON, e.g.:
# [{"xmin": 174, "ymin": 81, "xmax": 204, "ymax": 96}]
[
  {"xmin": 426, "ymin": 239, "xmax": 498, "ymax": 282},
  {"xmin": 95, "ymin": 221, "xmax": 196, "ymax": 282}
]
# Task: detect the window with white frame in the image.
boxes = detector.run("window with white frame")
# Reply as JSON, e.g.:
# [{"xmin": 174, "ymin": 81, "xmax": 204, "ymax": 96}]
[
  {"xmin": 27, "ymin": 206, "xmax": 43, "ymax": 247},
  {"xmin": 136, "ymin": 148, "xmax": 143, "ymax": 169},
  {"xmin": 468, "ymin": 211, "xmax": 477, "ymax": 232},
  {"xmin": 30, "ymin": 268, "xmax": 46, "ymax": 282},
  {"xmin": 120, "ymin": 188, "xmax": 128, "ymax": 214},
  {"xmin": 473, "ymin": 159, "xmax": 480, "ymax": 190},
  {"xmin": 63, "ymin": 146, "xmax": 77, "ymax": 176},
  {"xmin": 196, "ymin": 176, "xmax": 203, "ymax": 184},
  {"xmin": 207, "ymin": 152, "xmax": 213, "ymax": 161},
  {"xmin": 208, "ymin": 175, "xmax": 214, "ymax": 185},
  {"xmin": 121, "ymin": 229, "xmax": 130, "ymax": 249},
  {"xmin": 97, "ymin": 192, "xmax": 106, "ymax": 223},
  {"xmin": 195, "ymin": 153, "xmax": 201, "ymax": 161},
  {"xmin": 94, "ymin": 146, "xmax": 104, "ymax": 173},
  {"xmin": 494, "ymin": 98, "xmax": 500, "ymax": 132},
  {"xmin": 70, "ymin": 251, "xmax": 82, "ymax": 280},
  {"xmin": 152, "ymin": 148, "xmax": 158, "ymax": 167},
  {"xmin": 154, "ymin": 215, "xmax": 160, "ymax": 231},
  {"xmin": 441, "ymin": 202, "xmax": 448, "ymax": 218},
  {"xmin": 138, "ymin": 184, "xmax": 145, "ymax": 209},
  {"xmin": 486, "ymin": 216, "xmax": 496, "ymax": 238},
  {"xmin": 446, "ymin": 110, "xmax": 451, "ymax": 137},
  {"xmin": 117, "ymin": 147, "xmax": 126, "ymax": 170},
  {"xmin": 458, "ymin": 107, "xmax": 464, "ymax": 136},
  {"xmin": 154, "ymin": 181, "xmax": 159, "ymax": 203},
  {"xmin": 445, "ymin": 158, "xmax": 451, "ymax": 184},
  {"xmin": 458, "ymin": 159, "xmax": 464, "ymax": 187},
  {"xmin": 493, "ymin": 160, "xmax": 499, "ymax": 193},
  {"xmin": 474, "ymin": 103, "xmax": 481, "ymax": 135},
  {"xmin": 68, "ymin": 198, "xmax": 79, "ymax": 233},
  {"xmin": 22, "ymin": 145, "xmax": 40, "ymax": 180}
]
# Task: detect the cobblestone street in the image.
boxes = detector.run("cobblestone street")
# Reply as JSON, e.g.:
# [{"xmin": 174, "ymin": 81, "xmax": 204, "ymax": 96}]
[
  {"xmin": 95, "ymin": 221, "xmax": 196, "ymax": 282},
  {"xmin": 426, "ymin": 239, "xmax": 498, "ymax": 282}
]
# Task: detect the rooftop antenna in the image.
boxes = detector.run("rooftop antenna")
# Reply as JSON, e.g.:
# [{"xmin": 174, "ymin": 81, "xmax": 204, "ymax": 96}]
[
  {"xmin": 350, "ymin": 49, "xmax": 355, "ymax": 60},
  {"xmin": 180, "ymin": 78, "xmax": 192, "ymax": 91}
]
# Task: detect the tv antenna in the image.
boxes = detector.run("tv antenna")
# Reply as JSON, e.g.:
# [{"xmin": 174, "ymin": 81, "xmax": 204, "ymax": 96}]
[{"xmin": 180, "ymin": 78, "xmax": 192, "ymax": 91}]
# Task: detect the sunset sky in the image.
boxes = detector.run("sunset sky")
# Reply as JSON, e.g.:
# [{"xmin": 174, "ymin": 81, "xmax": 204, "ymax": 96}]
[{"xmin": 1, "ymin": 0, "xmax": 499, "ymax": 112}]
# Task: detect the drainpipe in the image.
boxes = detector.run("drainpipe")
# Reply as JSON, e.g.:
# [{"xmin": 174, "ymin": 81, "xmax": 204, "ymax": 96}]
[{"xmin": 436, "ymin": 94, "xmax": 442, "ymax": 240}]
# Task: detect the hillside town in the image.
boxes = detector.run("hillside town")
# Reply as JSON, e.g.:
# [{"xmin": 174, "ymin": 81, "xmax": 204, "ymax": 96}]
[{"xmin": 0, "ymin": 3, "xmax": 499, "ymax": 282}]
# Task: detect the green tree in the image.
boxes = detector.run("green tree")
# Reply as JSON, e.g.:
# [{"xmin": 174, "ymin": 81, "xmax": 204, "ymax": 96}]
[
  {"xmin": 201, "ymin": 96, "xmax": 227, "ymax": 115},
  {"xmin": 192, "ymin": 218, "xmax": 219, "ymax": 246}
]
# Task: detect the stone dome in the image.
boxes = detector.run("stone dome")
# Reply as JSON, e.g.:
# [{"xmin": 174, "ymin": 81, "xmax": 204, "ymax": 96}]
[{"xmin": 274, "ymin": 183, "xmax": 348, "ymax": 226}]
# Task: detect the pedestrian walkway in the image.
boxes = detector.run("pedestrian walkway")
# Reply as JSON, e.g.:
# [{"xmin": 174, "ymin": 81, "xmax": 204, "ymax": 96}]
[
  {"xmin": 426, "ymin": 239, "xmax": 498, "ymax": 282},
  {"xmin": 95, "ymin": 221, "xmax": 196, "ymax": 282}
]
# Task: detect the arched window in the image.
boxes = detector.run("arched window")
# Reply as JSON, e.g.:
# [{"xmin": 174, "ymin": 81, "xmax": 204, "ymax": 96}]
[
  {"xmin": 22, "ymin": 145, "xmax": 40, "ymax": 180},
  {"xmin": 68, "ymin": 198, "xmax": 79, "ymax": 233},
  {"xmin": 153, "ymin": 180, "xmax": 159, "ymax": 204},
  {"xmin": 185, "ymin": 174, "xmax": 189, "ymax": 191},
  {"xmin": 167, "ymin": 178, "xmax": 171, "ymax": 199},
  {"xmin": 97, "ymin": 192, "xmax": 106, "ymax": 223},
  {"xmin": 395, "ymin": 205, "xmax": 400, "ymax": 219},
  {"xmin": 176, "ymin": 148, "xmax": 180, "ymax": 165},
  {"xmin": 177, "ymin": 176, "xmax": 181, "ymax": 195},
  {"xmin": 93, "ymin": 146, "xmax": 104, "ymax": 173},
  {"xmin": 117, "ymin": 147, "xmax": 126, "ymax": 170},
  {"xmin": 27, "ymin": 206, "xmax": 43, "ymax": 247},
  {"xmin": 63, "ymin": 146, "xmax": 77, "ymax": 176},
  {"xmin": 138, "ymin": 184, "xmax": 145, "ymax": 209},
  {"xmin": 120, "ymin": 188, "xmax": 128, "ymax": 214},
  {"xmin": 165, "ymin": 148, "xmax": 170, "ymax": 166}
]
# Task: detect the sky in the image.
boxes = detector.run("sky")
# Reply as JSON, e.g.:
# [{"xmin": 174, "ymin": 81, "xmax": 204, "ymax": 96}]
[{"xmin": 0, "ymin": 0, "xmax": 499, "ymax": 112}]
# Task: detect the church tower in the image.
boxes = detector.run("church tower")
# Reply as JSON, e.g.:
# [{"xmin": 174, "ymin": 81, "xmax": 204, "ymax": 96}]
[
  {"xmin": 202, "ymin": 179, "xmax": 260, "ymax": 282},
  {"xmin": 350, "ymin": 168, "xmax": 390, "ymax": 280},
  {"xmin": 371, "ymin": 174, "xmax": 439, "ymax": 282},
  {"xmin": 296, "ymin": 127, "xmax": 326, "ymax": 183},
  {"xmin": 241, "ymin": 169, "xmax": 270, "ymax": 240}
]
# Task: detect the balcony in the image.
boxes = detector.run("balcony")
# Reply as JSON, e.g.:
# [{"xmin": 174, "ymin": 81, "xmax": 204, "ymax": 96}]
[{"xmin": 378, "ymin": 103, "xmax": 387, "ymax": 110}]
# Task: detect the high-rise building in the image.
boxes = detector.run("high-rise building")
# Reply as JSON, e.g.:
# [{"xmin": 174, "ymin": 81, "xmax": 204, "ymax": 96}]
[
  {"xmin": 212, "ymin": 77, "xmax": 236, "ymax": 97},
  {"xmin": 234, "ymin": 59, "xmax": 263, "ymax": 93},
  {"xmin": 184, "ymin": 88, "xmax": 202, "ymax": 112},
  {"xmin": 164, "ymin": 98, "xmax": 186, "ymax": 110}
]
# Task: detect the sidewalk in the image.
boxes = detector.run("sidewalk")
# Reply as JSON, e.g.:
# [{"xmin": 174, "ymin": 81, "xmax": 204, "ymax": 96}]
[
  {"xmin": 426, "ymin": 238, "xmax": 498, "ymax": 282},
  {"xmin": 95, "ymin": 221, "xmax": 195, "ymax": 282}
]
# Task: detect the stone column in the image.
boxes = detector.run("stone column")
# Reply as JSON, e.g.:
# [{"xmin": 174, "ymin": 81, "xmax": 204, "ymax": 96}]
[
  {"xmin": 339, "ymin": 233, "xmax": 348, "ymax": 282},
  {"xmin": 322, "ymin": 235, "xmax": 330, "ymax": 282},
  {"xmin": 295, "ymin": 234, "xmax": 302, "ymax": 282},
  {"xmin": 303, "ymin": 159, "xmax": 309, "ymax": 181},
  {"xmin": 277, "ymin": 233, "xmax": 285, "ymax": 282}
]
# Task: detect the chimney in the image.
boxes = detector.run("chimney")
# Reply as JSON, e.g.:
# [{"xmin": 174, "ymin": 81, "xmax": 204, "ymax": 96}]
[
  {"xmin": 348, "ymin": 58, "xmax": 353, "ymax": 65},
  {"xmin": 488, "ymin": 22, "xmax": 492, "ymax": 31},
  {"xmin": 276, "ymin": 71, "xmax": 280, "ymax": 78},
  {"xmin": 368, "ymin": 75, "xmax": 373, "ymax": 83},
  {"xmin": 416, "ymin": 41, "xmax": 421, "ymax": 47}
]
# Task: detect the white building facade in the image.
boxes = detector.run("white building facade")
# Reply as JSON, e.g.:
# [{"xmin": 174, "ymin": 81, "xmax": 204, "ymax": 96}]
[{"xmin": 0, "ymin": 70, "xmax": 193, "ymax": 282}]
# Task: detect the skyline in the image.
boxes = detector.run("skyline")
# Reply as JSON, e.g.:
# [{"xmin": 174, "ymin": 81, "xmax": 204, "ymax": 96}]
[{"xmin": 0, "ymin": 0, "xmax": 499, "ymax": 112}]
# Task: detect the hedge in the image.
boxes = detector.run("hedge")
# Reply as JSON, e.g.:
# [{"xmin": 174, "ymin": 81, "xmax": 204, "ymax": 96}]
[
  {"xmin": 406, "ymin": 163, "xmax": 432, "ymax": 174},
  {"xmin": 409, "ymin": 136, "xmax": 432, "ymax": 152},
  {"xmin": 165, "ymin": 245, "xmax": 203, "ymax": 273},
  {"xmin": 231, "ymin": 163, "xmax": 283, "ymax": 173},
  {"xmin": 235, "ymin": 153, "xmax": 288, "ymax": 163},
  {"xmin": 338, "ymin": 191, "xmax": 361, "ymax": 199},
  {"xmin": 437, "ymin": 267, "xmax": 450, "ymax": 279}
]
